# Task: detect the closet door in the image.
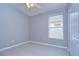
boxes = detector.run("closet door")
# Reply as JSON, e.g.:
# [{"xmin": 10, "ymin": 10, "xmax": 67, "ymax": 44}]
[{"xmin": 68, "ymin": 4, "xmax": 79, "ymax": 56}]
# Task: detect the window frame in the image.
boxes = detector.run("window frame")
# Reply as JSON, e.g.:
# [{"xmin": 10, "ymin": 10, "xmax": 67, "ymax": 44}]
[{"xmin": 48, "ymin": 14, "xmax": 64, "ymax": 40}]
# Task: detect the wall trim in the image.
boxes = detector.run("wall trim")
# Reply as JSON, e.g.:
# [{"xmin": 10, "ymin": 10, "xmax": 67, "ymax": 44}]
[
  {"xmin": 0, "ymin": 41, "xmax": 30, "ymax": 52},
  {"xmin": 29, "ymin": 41, "xmax": 67, "ymax": 49},
  {"xmin": 0, "ymin": 41, "xmax": 68, "ymax": 52}
]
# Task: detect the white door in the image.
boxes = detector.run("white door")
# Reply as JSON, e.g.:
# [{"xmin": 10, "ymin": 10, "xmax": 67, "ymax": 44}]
[{"xmin": 68, "ymin": 3, "xmax": 79, "ymax": 56}]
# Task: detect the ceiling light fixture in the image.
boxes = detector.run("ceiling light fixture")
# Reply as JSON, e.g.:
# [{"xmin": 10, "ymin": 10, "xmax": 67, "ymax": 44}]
[
  {"xmin": 26, "ymin": 3, "xmax": 35, "ymax": 8},
  {"xmin": 26, "ymin": 0, "xmax": 36, "ymax": 8}
]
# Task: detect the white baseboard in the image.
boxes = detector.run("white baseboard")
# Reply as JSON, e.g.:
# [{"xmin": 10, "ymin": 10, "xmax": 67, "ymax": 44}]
[
  {"xmin": 0, "ymin": 41, "xmax": 30, "ymax": 51},
  {"xmin": 0, "ymin": 41, "xmax": 68, "ymax": 52},
  {"xmin": 29, "ymin": 41, "xmax": 67, "ymax": 49}
]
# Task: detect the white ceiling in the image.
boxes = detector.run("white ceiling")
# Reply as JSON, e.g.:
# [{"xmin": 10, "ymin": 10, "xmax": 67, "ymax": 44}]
[{"xmin": 12, "ymin": 3, "xmax": 67, "ymax": 16}]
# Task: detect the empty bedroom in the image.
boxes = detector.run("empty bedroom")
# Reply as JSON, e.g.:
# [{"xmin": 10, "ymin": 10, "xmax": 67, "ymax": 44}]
[{"xmin": 0, "ymin": 3, "xmax": 79, "ymax": 56}]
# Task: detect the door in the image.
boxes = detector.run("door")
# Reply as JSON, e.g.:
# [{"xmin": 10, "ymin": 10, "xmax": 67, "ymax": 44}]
[{"xmin": 68, "ymin": 3, "xmax": 79, "ymax": 56}]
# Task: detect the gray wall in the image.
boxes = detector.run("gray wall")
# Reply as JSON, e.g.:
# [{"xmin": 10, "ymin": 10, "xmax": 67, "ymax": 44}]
[
  {"xmin": 30, "ymin": 6, "xmax": 68, "ymax": 47},
  {"xmin": 0, "ymin": 3, "xmax": 68, "ymax": 49},
  {"xmin": 0, "ymin": 4, "xmax": 29, "ymax": 49}
]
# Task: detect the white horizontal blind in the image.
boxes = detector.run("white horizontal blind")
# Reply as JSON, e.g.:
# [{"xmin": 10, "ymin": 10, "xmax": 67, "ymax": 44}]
[{"xmin": 48, "ymin": 15, "xmax": 63, "ymax": 40}]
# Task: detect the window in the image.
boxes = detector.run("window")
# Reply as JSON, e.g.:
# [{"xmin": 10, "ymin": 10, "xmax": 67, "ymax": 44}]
[{"xmin": 48, "ymin": 15, "xmax": 63, "ymax": 40}]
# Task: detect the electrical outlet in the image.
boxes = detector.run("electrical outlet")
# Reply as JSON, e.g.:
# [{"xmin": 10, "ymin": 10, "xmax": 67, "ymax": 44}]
[{"xmin": 11, "ymin": 40, "xmax": 15, "ymax": 42}]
